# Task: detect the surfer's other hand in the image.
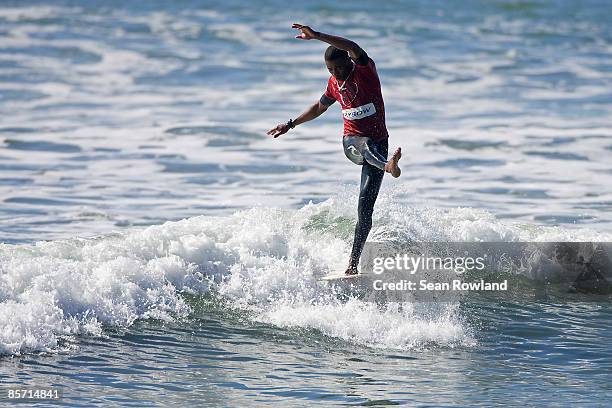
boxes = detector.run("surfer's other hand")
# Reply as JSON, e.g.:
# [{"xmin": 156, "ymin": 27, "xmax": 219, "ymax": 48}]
[
  {"xmin": 292, "ymin": 23, "xmax": 317, "ymax": 40},
  {"xmin": 267, "ymin": 123, "xmax": 290, "ymax": 138}
]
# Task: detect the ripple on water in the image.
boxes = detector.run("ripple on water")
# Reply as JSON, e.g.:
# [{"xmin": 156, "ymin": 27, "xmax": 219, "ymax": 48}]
[
  {"xmin": 0, "ymin": 177, "xmax": 33, "ymax": 185},
  {"xmin": 164, "ymin": 125, "xmax": 264, "ymax": 148},
  {"xmin": 0, "ymin": 89, "xmax": 47, "ymax": 102},
  {"xmin": 160, "ymin": 160, "xmax": 306, "ymax": 174},
  {"xmin": 7, "ymin": 45, "xmax": 102, "ymax": 64},
  {"xmin": 426, "ymin": 139, "xmax": 510, "ymax": 151},
  {"xmin": 533, "ymin": 213, "xmax": 597, "ymax": 223},
  {"xmin": 5, "ymin": 139, "xmax": 82, "ymax": 153},
  {"xmin": 428, "ymin": 158, "xmax": 506, "ymax": 168},
  {"xmin": 0, "ymin": 127, "xmax": 40, "ymax": 133},
  {"xmin": 3, "ymin": 197, "xmax": 76, "ymax": 206},
  {"xmin": 466, "ymin": 187, "xmax": 552, "ymax": 199},
  {"xmin": 524, "ymin": 151, "xmax": 589, "ymax": 161}
]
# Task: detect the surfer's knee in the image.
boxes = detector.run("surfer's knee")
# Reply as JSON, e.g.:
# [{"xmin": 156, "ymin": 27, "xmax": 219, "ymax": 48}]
[{"xmin": 343, "ymin": 136, "xmax": 367, "ymax": 165}]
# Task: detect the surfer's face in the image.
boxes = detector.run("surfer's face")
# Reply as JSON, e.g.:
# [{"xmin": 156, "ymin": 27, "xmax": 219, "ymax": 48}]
[{"xmin": 325, "ymin": 57, "xmax": 353, "ymax": 81}]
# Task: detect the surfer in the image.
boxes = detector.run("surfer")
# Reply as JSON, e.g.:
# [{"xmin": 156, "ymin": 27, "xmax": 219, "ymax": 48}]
[{"xmin": 267, "ymin": 24, "xmax": 402, "ymax": 275}]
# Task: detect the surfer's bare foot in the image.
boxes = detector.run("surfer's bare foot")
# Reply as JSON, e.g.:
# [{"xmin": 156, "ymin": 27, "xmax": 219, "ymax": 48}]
[
  {"xmin": 345, "ymin": 262, "xmax": 358, "ymax": 275},
  {"xmin": 384, "ymin": 147, "xmax": 402, "ymax": 178}
]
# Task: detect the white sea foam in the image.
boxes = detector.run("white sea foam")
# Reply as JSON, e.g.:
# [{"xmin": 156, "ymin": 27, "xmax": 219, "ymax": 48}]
[{"xmin": 2, "ymin": 195, "xmax": 611, "ymax": 355}]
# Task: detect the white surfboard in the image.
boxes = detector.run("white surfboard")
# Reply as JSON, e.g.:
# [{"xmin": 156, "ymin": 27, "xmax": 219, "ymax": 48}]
[{"xmin": 321, "ymin": 272, "xmax": 365, "ymax": 282}]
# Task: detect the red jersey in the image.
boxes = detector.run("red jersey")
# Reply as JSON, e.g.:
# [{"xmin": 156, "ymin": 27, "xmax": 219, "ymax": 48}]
[{"xmin": 321, "ymin": 57, "xmax": 389, "ymax": 142}]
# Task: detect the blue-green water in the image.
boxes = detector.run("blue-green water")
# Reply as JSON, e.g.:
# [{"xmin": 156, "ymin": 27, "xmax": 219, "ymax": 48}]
[
  {"xmin": 3, "ymin": 296, "xmax": 611, "ymax": 406},
  {"xmin": 1, "ymin": 0, "xmax": 611, "ymax": 406}
]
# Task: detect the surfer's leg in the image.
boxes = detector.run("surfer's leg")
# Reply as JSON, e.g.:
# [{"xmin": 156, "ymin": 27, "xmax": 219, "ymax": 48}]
[
  {"xmin": 346, "ymin": 139, "xmax": 388, "ymax": 274},
  {"xmin": 361, "ymin": 138, "xmax": 388, "ymax": 171},
  {"xmin": 365, "ymin": 138, "xmax": 401, "ymax": 178},
  {"xmin": 343, "ymin": 136, "xmax": 401, "ymax": 178}
]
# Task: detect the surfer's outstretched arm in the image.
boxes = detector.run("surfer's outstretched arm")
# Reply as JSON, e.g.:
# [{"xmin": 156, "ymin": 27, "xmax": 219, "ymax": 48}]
[
  {"xmin": 267, "ymin": 101, "xmax": 328, "ymax": 138},
  {"xmin": 292, "ymin": 23, "xmax": 366, "ymax": 62}
]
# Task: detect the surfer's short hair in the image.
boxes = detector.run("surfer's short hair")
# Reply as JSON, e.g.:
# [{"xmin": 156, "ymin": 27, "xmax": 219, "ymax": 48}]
[{"xmin": 325, "ymin": 46, "xmax": 349, "ymax": 61}]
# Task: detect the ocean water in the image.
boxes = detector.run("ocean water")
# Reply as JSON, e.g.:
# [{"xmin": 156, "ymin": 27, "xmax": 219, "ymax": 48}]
[{"xmin": 1, "ymin": 0, "xmax": 611, "ymax": 406}]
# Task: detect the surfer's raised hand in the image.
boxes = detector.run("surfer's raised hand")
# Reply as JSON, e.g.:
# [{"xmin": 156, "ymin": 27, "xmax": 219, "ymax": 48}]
[
  {"xmin": 267, "ymin": 122, "xmax": 291, "ymax": 138},
  {"xmin": 292, "ymin": 23, "xmax": 318, "ymax": 40}
]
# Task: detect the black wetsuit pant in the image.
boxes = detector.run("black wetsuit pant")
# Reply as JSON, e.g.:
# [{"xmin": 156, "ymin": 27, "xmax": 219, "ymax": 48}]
[{"xmin": 342, "ymin": 136, "xmax": 388, "ymax": 267}]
